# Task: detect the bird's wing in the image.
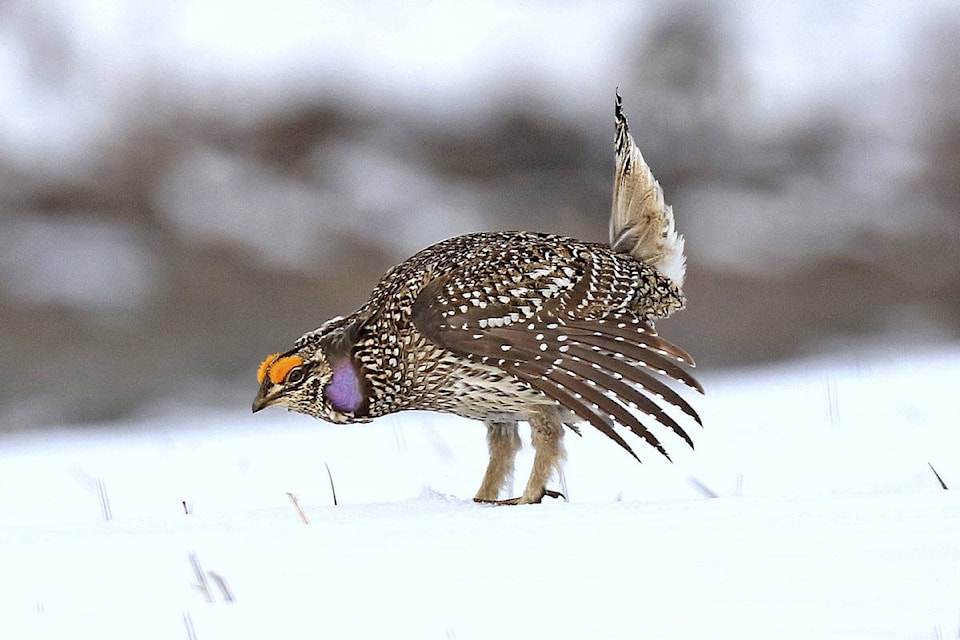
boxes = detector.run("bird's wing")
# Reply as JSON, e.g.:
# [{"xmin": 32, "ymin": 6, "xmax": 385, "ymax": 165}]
[{"xmin": 411, "ymin": 257, "xmax": 702, "ymax": 461}]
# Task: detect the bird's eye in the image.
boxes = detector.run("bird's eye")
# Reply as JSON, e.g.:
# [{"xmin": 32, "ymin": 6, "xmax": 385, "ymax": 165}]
[{"xmin": 285, "ymin": 367, "xmax": 306, "ymax": 385}]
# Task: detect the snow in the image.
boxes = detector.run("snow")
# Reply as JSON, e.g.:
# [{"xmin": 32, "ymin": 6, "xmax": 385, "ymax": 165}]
[{"xmin": 1, "ymin": 348, "xmax": 959, "ymax": 638}]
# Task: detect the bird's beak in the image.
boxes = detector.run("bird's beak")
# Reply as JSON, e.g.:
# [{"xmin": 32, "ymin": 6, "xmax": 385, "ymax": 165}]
[{"xmin": 251, "ymin": 385, "xmax": 274, "ymax": 413}]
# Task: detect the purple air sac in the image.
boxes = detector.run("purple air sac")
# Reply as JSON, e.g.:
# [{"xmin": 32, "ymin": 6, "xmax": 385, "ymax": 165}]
[{"xmin": 325, "ymin": 360, "xmax": 364, "ymax": 413}]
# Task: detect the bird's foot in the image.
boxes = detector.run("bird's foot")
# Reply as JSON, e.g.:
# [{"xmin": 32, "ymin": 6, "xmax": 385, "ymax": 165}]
[{"xmin": 473, "ymin": 489, "xmax": 565, "ymax": 506}]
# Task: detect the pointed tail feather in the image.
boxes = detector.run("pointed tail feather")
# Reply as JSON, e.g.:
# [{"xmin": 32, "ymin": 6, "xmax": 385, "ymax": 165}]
[{"xmin": 610, "ymin": 91, "xmax": 687, "ymax": 288}]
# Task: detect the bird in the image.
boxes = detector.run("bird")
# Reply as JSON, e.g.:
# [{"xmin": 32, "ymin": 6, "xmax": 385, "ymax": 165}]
[{"xmin": 253, "ymin": 92, "xmax": 703, "ymax": 504}]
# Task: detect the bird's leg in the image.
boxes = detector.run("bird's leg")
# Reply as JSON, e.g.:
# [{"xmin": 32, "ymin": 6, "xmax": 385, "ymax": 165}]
[
  {"xmin": 476, "ymin": 409, "xmax": 566, "ymax": 505},
  {"xmin": 473, "ymin": 420, "xmax": 521, "ymax": 502},
  {"xmin": 519, "ymin": 409, "xmax": 566, "ymax": 504}
]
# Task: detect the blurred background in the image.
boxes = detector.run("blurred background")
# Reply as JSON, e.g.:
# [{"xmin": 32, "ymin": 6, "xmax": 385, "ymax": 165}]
[{"xmin": 1, "ymin": 0, "xmax": 958, "ymax": 432}]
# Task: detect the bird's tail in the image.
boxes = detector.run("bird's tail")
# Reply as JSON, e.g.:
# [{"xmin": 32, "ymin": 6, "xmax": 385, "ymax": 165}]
[{"xmin": 609, "ymin": 91, "xmax": 686, "ymax": 288}]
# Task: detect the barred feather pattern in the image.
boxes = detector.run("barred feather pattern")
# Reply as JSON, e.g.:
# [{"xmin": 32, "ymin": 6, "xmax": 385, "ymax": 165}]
[
  {"xmin": 291, "ymin": 230, "xmax": 701, "ymax": 461},
  {"xmin": 258, "ymin": 93, "xmax": 702, "ymax": 475}
]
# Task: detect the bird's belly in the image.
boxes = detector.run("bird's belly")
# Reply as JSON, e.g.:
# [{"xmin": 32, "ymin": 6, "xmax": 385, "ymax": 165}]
[{"xmin": 412, "ymin": 359, "xmax": 549, "ymax": 422}]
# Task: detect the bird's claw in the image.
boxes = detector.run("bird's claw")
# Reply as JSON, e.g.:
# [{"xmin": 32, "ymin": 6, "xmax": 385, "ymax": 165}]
[{"xmin": 473, "ymin": 488, "xmax": 565, "ymax": 505}]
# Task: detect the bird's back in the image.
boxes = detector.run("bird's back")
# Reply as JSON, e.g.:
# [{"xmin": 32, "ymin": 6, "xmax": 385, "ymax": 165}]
[{"xmin": 343, "ymin": 230, "xmax": 698, "ymax": 454}]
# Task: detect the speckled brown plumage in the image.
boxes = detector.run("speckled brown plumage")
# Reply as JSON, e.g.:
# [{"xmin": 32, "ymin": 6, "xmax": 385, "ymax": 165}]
[{"xmin": 253, "ymin": 92, "xmax": 703, "ymax": 504}]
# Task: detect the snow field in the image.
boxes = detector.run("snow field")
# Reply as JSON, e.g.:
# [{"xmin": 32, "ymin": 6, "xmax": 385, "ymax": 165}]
[{"xmin": 1, "ymin": 348, "xmax": 958, "ymax": 638}]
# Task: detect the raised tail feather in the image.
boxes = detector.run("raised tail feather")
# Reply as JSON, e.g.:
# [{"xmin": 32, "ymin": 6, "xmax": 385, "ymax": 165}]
[{"xmin": 610, "ymin": 91, "xmax": 687, "ymax": 288}]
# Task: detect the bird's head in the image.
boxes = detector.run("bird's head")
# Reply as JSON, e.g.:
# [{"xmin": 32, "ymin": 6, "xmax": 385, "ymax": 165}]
[{"xmin": 252, "ymin": 318, "xmax": 370, "ymax": 423}]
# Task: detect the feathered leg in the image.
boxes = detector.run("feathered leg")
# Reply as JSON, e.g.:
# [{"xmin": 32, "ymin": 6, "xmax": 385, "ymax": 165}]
[
  {"xmin": 475, "ymin": 409, "xmax": 566, "ymax": 505},
  {"xmin": 520, "ymin": 408, "xmax": 566, "ymax": 504},
  {"xmin": 474, "ymin": 420, "xmax": 522, "ymax": 502}
]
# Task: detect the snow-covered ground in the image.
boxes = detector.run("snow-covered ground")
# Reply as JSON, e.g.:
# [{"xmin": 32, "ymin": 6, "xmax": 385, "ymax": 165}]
[{"xmin": 1, "ymin": 347, "xmax": 958, "ymax": 639}]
